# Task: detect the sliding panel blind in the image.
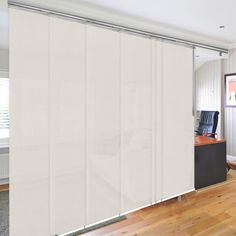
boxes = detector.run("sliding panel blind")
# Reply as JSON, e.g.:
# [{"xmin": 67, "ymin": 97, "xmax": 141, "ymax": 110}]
[
  {"xmin": 86, "ymin": 25, "xmax": 120, "ymax": 224},
  {"xmin": 10, "ymin": 7, "xmax": 195, "ymax": 234},
  {"xmin": 162, "ymin": 42, "xmax": 194, "ymax": 199},
  {"xmin": 10, "ymin": 8, "xmax": 50, "ymax": 236},
  {"xmin": 49, "ymin": 17, "xmax": 86, "ymax": 235},
  {"xmin": 121, "ymin": 32, "xmax": 152, "ymax": 213}
]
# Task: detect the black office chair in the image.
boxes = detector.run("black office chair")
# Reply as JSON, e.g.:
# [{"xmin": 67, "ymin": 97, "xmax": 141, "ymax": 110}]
[{"xmin": 195, "ymin": 111, "xmax": 219, "ymax": 138}]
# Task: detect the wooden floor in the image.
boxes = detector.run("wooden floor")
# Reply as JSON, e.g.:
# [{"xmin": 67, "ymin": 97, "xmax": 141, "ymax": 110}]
[
  {"xmin": 0, "ymin": 184, "xmax": 9, "ymax": 192},
  {"xmin": 83, "ymin": 180, "xmax": 236, "ymax": 236}
]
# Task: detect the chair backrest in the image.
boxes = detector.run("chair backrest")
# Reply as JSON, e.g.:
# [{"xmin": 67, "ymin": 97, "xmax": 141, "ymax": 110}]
[{"xmin": 197, "ymin": 111, "xmax": 219, "ymax": 138}]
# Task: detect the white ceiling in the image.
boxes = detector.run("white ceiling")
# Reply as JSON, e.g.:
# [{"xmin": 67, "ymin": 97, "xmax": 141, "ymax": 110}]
[
  {"xmin": 2, "ymin": 0, "xmax": 236, "ymax": 50},
  {"xmin": 78, "ymin": 0, "xmax": 236, "ymax": 46}
]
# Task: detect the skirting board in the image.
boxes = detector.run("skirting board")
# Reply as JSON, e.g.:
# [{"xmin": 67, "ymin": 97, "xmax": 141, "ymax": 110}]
[
  {"xmin": 227, "ymin": 155, "xmax": 236, "ymax": 161},
  {"xmin": 0, "ymin": 178, "xmax": 9, "ymax": 185}
]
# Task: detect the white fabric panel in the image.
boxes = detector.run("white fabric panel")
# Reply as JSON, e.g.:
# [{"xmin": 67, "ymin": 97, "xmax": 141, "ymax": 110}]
[
  {"xmin": 10, "ymin": 9, "xmax": 50, "ymax": 236},
  {"xmin": 49, "ymin": 17, "xmax": 86, "ymax": 235},
  {"xmin": 162, "ymin": 42, "xmax": 194, "ymax": 199},
  {"xmin": 121, "ymin": 32, "xmax": 152, "ymax": 212},
  {"xmin": 152, "ymin": 39, "xmax": 163, "ymax": 203},
  {"xmin": 86, "ymin": 25, "xmax": 120, "ymax": 224}
]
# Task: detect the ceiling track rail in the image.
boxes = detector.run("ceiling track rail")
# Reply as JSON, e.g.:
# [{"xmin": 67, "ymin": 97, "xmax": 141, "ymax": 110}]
[{"xmin": 9, "ymin": 1, "xmax": 229, "ymax": 54}]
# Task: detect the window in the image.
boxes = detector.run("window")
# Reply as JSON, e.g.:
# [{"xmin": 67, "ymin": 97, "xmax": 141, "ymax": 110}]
[{"xmin": 0, "ymin": 77, "xmax": 9, "ymax": 146}]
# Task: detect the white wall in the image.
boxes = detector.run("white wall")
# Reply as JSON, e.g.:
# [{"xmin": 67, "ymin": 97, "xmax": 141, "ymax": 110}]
[
  {"xmin": 0, "ymin": 53, "xmax": 9, "ymax": 184},
  {"xmin": 0, "ymin": 49, "xmax": 9, "ymax": 71},
  {"xmin": 224, "ymin": 49, "xmax": 236, "ymax": 156},
  {"xmin": 196, "ymin": 49, "xmax": 236, "ymax": 156},
  {"xmin": 195, "ymin": 60, "xmax": 223, "ymax": 138},
  {"xmin": 0, "ymin": 0, "xmax": 9, "ymax": 183},
  {"xmin": 0, "ymin": 149, "xmax": 9, "ymax": 184},
  {"xmin": 0, "ymin": 0, "xmax": 9, "ymax": 71}
]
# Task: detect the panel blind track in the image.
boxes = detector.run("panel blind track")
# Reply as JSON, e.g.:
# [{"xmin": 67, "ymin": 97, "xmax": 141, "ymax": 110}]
[{"xmin": 8, "ymin": 1, "xmax": 228, "ymax": 54}]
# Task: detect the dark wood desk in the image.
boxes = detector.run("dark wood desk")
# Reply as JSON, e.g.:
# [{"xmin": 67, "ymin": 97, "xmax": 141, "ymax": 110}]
[{"xmin": 195, "ymin": 136, "xmax": 226, "ymax": 189}]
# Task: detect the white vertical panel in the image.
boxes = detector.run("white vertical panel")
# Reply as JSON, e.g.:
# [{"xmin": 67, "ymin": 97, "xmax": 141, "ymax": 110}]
[
  {"xmin": 86, "ymin": 25, "xmax": 120, "ymax": 224},
  {"xmin": 10, "ymin": 8, "xmax": 50, "ymax": 236},
  {"xmin": 152, "ymin": 40, "xmax": 163, "ymax": 203},
  {"xmin": 121, "ymin": 32, "xmax": 152, "ymax": 212},
  {"xmin": 49, "ymin": 17, "xmax": 86, "ymax": 234},
  {"xmin": 162, "ymin": 42, "xmax": 194, "ymax": 199}
]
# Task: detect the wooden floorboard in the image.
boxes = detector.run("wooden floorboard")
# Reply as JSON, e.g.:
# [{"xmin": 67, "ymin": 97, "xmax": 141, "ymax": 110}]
[
  {"xmin": 0, "ymin": 184, "xmax": 9, "ymax": 192},
  {"xmin": 82, "ymin": 179, "xmax": 236, "ymax": 236}
]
